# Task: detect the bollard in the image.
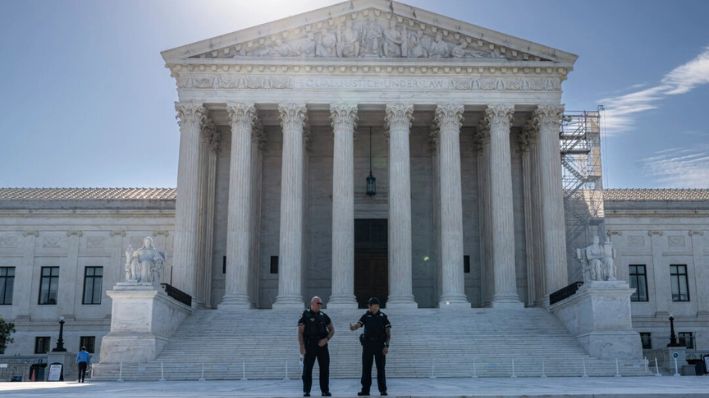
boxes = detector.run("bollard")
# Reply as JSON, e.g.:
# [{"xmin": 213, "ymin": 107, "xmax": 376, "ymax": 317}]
[
  {"xmin": 511, "ymin": 359, "xmax": 517, "ymax": 378},
  {"xmin": 654, "ymin": 357, "xmax": 661, "ymax": 377},
  {"xmin": 284, "ymin": 361, "xmax": 289, "ymax": 381},
  {"xmin": 429, "ymin": 359, "xmax": 436, "ymax": 379},
  {"xmin": 242, "ymin": 360, "xmax": 248, "ymax": 381},
  {"xmin": 199, "ymin": 363, "xmax": 205, "ymax": 382},
  {"xmin": 673, "ymin": 357, "xmax": 680, "ymax": 377},
  {"xmin": 471, "ymin": 358, "xmax": 477, "ymax": 378},
  {"xmin": 582, "ymin": 358, "xmax": 588, "ymax": 378},
  {"xmin": 117, "ymin": 361, "xmax": 124, "ymax": 382},
  {"xmin": 159, "ymin": 361, "xmax": 166, "ymax": 382},
  {"xmin": 541, "ymin": 359, "xmax": 547, "ymax": 378},
  {"xmin": 615, "ymin": 359, "xmax": 621, "ymax": 377}
]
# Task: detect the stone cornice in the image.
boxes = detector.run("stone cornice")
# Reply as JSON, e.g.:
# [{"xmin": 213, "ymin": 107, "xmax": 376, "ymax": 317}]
[{"xmin": 169, "ymin": 62, "xmax": 569, "ymax": 78}]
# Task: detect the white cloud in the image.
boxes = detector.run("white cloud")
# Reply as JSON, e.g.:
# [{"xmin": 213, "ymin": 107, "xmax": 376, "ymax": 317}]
[
  {"xmin": 599, "ymin": 46, "xmax": 709, "ymax": 135},
  {"xmin": 640, "ymin": 145, "xmax": 709, "ymax": 188}
]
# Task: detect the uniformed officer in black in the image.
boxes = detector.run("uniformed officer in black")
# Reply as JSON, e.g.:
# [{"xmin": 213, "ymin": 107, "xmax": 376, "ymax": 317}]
[
  {"xmin": 350, "ymin": 297, "xmax": 391, "ymax": 396},
  {"xmin": 298, "ymin": 296, "xmax": 334, "ymax": 397}
]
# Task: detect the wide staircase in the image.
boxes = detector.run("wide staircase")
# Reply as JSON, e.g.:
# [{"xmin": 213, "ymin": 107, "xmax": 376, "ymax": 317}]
[{"xmin": 92, "ymin": 307, "xmax": 650, "ymax": 380}]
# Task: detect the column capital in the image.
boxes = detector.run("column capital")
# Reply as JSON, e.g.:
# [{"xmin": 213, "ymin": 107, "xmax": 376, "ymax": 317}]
[
  {"xmin": 330, "ymin": 103, "xmax": 358, "ymax": 132},
  {"xmin": 385, "ymin": 103, "xmax": 414, "ymax": 130},
  {"xmin": 226, "ymin": 102, "xmax": 257, "ymax": 127},
  {"xmin": 533, "ymin": 104, "xmax": 564, "ymax": 129},
  {"xmin": 484, "ymin": 104, "xmax": 515, "ymax": 131},
  {"xmin": 518, "ymin": 119, "xmax": 538, "ymax": 152},
  {"xmin": 175, "ymin": 101, "xmax": 207, "ymax": 129},
  {"xmin": 278, "ymin": 103, "xmax": 308, "ymax": 131},
  {"xmin": 434, "ymin": 104, "xmax": 464, "ymax": 132}
]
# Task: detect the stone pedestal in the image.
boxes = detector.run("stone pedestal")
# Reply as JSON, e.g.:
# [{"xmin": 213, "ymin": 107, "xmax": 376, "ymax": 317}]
[
  {"xmin": 550, "ymin": 281, "xmax": 642, "ymax": 360},
  {"xmin": 99, "ymin": 284, "xmax": 192, "ymax": 363}
]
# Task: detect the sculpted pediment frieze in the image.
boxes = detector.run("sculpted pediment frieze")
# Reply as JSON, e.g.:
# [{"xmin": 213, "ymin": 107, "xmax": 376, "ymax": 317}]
[{"xmin": 189, "ymin": 10, "xmax": 550, "ymax": 62}]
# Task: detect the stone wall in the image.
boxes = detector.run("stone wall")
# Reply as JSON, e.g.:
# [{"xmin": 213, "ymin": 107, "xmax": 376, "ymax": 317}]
[{"xmin": 0, "ymin": 201, "xmax": 174, "ymax": 359}]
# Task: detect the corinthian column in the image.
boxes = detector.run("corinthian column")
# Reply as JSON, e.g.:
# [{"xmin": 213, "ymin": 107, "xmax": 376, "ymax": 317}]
[
  {"xmin": 327, "ymin": 104, "xmax": 358, "ymax": 309},
  {"xmin": 385, "ymin": 104, "xmax": 418, "ymax": 309},
  {"xmin": 435, "ymin": 104, "xmax": 470, "ymax": 308},
  {"xmin": 486, "ymin": 104, "xmax": 523, "ymax": 308},
  {"xmin": 534, "ymin": 105, "xmax": 568, "ymax": 295},
  {"xmin": 221, "ymin": 103, "xmax": 257, "ymax": 309},
  {"xmin": 173, "ymin": 102, "xmax": 206, "ymax": 299},
  {"xmin": 273, "ymin": 103, "xmax": 307, "ymax": 309}
]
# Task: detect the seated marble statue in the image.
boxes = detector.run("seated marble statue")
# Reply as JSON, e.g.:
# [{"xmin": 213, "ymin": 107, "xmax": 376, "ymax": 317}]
[
  {"xmin": 577, "ymin": 235, "xmax": 616, "ymax": 282},
  {"xmin": 124, "ymin": 236, "xmax": 165, "ymax": 287}
]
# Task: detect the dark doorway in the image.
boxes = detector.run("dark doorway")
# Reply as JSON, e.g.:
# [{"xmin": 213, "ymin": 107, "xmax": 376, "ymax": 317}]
[{"xmin": 355, "ymin": 219, "xmax": 388, "ymax": 308}]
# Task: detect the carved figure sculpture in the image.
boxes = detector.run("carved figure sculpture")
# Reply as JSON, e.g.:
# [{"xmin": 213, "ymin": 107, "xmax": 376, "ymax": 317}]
[
  {"xmin": 337, "ymin": 18, "xmax": 361, "ymax": 57},
  {"xmin": 577, "ymin": 235, "xmax": 618, "ymax": 282},
  {"xmin": 126, "ymin": 236, "xmax": 165, "ymax": 288},
  {"xmin": 382, "ymin": 18, "xmax": 403, "ymax": 57}
]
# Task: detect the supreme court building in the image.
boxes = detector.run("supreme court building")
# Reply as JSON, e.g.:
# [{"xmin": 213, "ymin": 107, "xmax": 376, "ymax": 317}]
[{"xmin": 1, "ymin": 1, "xmax": 708, "ymax": 371}]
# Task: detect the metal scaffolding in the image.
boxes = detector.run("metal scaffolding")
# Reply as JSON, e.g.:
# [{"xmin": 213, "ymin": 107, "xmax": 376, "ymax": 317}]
[{"xmin": 560, "ymin": 108, "xmax": 605, "ymax": 280}]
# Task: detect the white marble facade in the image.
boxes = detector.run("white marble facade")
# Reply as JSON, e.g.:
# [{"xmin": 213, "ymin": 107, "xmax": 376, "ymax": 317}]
[{"xmin": 2, "ymin": 1, "xmax": 709, "ymax": 361}]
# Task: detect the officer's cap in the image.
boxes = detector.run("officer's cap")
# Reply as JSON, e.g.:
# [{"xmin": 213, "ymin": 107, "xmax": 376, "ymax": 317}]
[{"xmin": 367, "ymin": 297, "xmax": 380, "ymax": 306}]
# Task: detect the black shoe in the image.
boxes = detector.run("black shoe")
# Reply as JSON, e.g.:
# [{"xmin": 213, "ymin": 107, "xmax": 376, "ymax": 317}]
[
  {"xmin": 304, "ymin": 393, "xmax": 310, "ymax": 397},
  {"xmin": 322, "ymin": 393, "xmax": 332, "ymax": 397},
  {"xmin": 358, "ymin": 392, "xmax": 369, "ymax": 396},
  {"xmin": 381, "ymin": 393, "xmax": 387, "ymax": 396}
]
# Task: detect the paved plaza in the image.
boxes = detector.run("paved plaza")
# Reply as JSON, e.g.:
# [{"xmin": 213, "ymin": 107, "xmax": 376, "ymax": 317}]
[{"xmin": 1, "ymin": 377, "xmax": 709, "ymax": 398}]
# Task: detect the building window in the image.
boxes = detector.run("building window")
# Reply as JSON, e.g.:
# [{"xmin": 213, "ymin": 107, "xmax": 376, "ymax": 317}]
[
  {"xmin": 678, "ymin": 332, "xmax": 694, "ymax": 349},
  {"xmin": 79, "ymin": 336, "xmax": 96, "ymax": 353},
  {"xmin": 463, "ymin": 255, "xmax": 470, "ymax": 274},
  {"xmin": 628, "ymin": 265, "xmax": 648, "ymax": 302},
  {"xmin": 670, "ymin": 264, "xmax": 690, "ymax": 302},
  {"xmin": 0, "ymin": 267, "xmax": 15, "ymax": 305},
  {"xmin": 270, "ymin": 256, "xmax": 278, "ymax": 274},
  {"xmin": 82, "ymin": 266, "xmax": 103, "ymax": 305},
  {"xmin": 35, "ymin": 337, "xmax": 50, "ymax": 354},
  {"xmin": 38, "ymin": 267, "xmax": 59, "ymax": 305},
  {"xmin": 640, "ymin": 332, "xmax": 652, "ymax": 349}
]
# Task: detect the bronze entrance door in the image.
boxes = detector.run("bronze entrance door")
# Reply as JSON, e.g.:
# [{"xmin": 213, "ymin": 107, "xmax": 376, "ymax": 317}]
[{"xmin": 354, "ymin": 219, "xmax": 388, "ymax": 308}]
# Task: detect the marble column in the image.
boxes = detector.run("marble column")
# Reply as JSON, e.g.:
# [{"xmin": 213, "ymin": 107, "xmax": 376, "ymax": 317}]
[
  {"xmin": 519, "ymin": 124, "xmax": 537, "ymax": 306},
  {"xmin": 486, "ymin": 104, "xmax": 523, "ymax": 308},
  {"xmin": 534, "ymin": 105, "xmax": 568, "ymax": 295},
  {"xmin": 173, "ymin": 101, "xmax": 206, "ymax": 298},
  {"xmin": 221, "ymin": 103, "xmax": 257, "ymax": 308},
  {"xmin": 273, "ymin": 103, "xmax": 307, "ymax": 309},
  {"xmin": 649, "ymin": 230, "xmax": 670, "ymax": 317},
  {"xmin": 474, "ymin": 123, "xmax": 493, "ymax": 306},
  {"xmin": 200, "ymin": 124, "xmax": 220, "ymax": 308},
  {"xmin": 385, "ymin": 104, "xmax": 417, "ymax": 309},
  {"xmin": 435, "ymin": 104, "xmax": 470, "ymax": 308},
  {"xmin": 327, "ymin": 104, "xmax": 358, "ymax": 309},
  {"xmin": 193, "ymin": 118, "xmax": 213, "ymax": 308}
]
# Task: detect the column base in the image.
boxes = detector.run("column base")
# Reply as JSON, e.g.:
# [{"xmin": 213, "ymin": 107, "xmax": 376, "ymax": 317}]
[
  {"xmin": 490, "ymin": 294, "xmax": 524, "ymax": 309},
  {"xmin": 326, "ymin": 295, "xmax": 358, "ymax": 310},
  {"xmin": 272, "ymin": 295, "xmax": 304, "ymax": 310},
  {"xmin": 219, "ymin": 294, "xmax": 253, "ymax": 310},
  {"xmin": 438, "ymin": 296, "xmax": 471, "ymax": 309},
  {"xmin": 386, "ymin": 296, "xmax": 418, "ymax": 309}
]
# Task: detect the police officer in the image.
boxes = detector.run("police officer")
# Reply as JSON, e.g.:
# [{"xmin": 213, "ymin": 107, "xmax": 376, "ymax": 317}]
[
  {"xmin": 350, "ymin": 297, "xmax": 390, "ymax": 396},
  {"xmin": 298, "ymin": 296, "xmax": 334, "ymax": 397}
]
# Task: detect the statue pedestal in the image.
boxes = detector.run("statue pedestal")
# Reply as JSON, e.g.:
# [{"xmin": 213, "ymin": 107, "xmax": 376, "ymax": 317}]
[
  {"xmin": 550, "ymin": 281, "xmax": 642, "ymax": 359},
  {"xmin": 98, "ymin": 283, "xmax": 191, "ymax": 363}
]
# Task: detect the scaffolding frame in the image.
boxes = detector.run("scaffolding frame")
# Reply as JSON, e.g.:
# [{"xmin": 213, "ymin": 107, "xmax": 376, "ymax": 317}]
[{"xmin": 560, "ymin": 109, "xmax": 605, "ymax": 281}]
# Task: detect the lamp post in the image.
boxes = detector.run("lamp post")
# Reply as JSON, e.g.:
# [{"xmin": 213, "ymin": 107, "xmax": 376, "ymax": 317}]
[
  {"xmin": 52, "ymin": 317, "xmax": 66, "ymax": 352},
  {"xmin": 667, "ymin": 315, "xmax": 681, "ymax": 347}
]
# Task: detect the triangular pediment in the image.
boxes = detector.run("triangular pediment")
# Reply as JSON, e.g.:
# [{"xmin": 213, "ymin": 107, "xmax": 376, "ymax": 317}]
[{"xmin": 162, "ymin": 0, "xmax": 577, "ymax": 65}]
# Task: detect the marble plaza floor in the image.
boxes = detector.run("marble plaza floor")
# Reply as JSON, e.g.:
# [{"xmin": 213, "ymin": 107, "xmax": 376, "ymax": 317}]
[{"xmin": 1, "ymin": 377, "xmax": 709, "ymax": 398}]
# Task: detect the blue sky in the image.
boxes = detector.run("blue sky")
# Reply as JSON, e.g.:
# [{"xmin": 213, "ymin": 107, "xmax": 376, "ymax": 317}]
[{"xmin": 1, "ymin": 0, "xmax": 708, "ymax": 188}]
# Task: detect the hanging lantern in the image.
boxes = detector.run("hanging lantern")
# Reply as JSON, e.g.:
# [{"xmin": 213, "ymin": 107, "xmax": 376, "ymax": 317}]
[{"xmin": 366, "ymin": 127, "xmax": 376, "ymax": 196}]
